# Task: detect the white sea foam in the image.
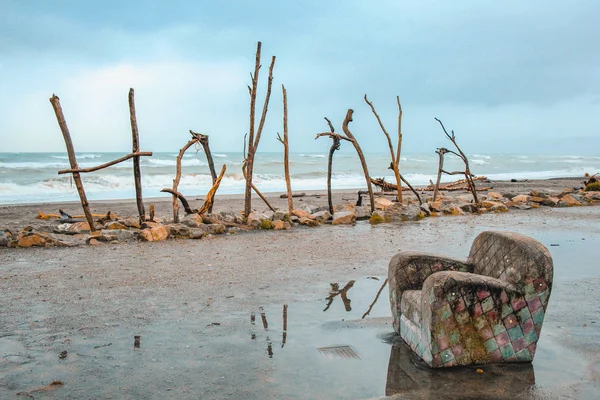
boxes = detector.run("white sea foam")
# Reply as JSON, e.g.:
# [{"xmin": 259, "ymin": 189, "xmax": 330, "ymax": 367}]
[{"xmin": 213, "ymin": 153, "xmax": 228, "ymax": 158}]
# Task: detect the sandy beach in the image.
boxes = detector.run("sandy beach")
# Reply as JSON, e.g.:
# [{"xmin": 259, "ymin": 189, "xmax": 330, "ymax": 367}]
[{"xmin": 1, "ymin": 178, "xmax": 599, "ymax": 399}]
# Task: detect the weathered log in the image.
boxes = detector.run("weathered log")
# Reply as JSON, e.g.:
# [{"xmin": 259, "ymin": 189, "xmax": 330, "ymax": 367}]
[
  {"xmin": 276, "ymin": 84, "xmax": 293, "ymax": 213},
  {"xmin": 160, "ymin": 188, "xmax": 197, "ymax": 214},
  {"xmin": 57, "ymin": 152, "xmax": 153, "ymax": 174},
  {"xmin": 242, "ymin": 161, "xmax": 276, "ymax": 212},
  {"xmin": 342, "ymin": 109, "xmax": 375, "ymax": 213},
  {"xmin": 37, "ymin": 210, "xmax": 118, "ymax": 220},
  {"xmin": 279, "ymin": 192, "xmax": 306, "ymax": 199},
  {"xmin": 197, "ymin": 164, "xmax": 227, "ymax": 215},
  {"xmin": 190, "ymin": 130, "xmax": 218, "ymax": 213},
  {"xmin": 170, "ymin": 136, "xmax": 200, "ymax": 222},
  {"xmin": 49, "ymin": 95, "xmax": 96, "ymax": 232},
  {"xmin": 128, "ymin": 88, "xmax": 146, "ymax": 222},
  {"xmin": 433, "ymin": 148, "xmax": 448, "ymax": 202}
]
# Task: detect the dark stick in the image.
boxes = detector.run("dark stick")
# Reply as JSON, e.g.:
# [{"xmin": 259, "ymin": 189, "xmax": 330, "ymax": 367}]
[
  {"xmin": 282, "ymin": 304, "xmax": 288, "ymax": 348},
  {"xmin": 160, "ymin": 188, "xmax": 197, "ymax": 214},
  {"xmin": 49, "ymin": 95, "xmax": 96, "ymax": 232},
  {"xmin": 362, "ymin": 278, "xmax": 388, "ymax": 319},
  {"xmin": 190, "ymin": 130, "xmax": 218, "ymax": 213},
  {"xmin": 129, "ymin": 88, "xmax": 146, "ymax": 222}
]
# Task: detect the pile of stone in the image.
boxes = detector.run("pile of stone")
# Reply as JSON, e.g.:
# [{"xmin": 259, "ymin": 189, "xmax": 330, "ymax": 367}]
[{"xmin": 1, "ymin": 187, "xmax": 598, "ymax": 249}]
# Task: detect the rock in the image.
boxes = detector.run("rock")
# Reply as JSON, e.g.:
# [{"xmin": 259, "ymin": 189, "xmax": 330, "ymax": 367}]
[
  {"xmin": 55, "ymin": 221, "xmax": 93, "ymax": 235},
  {"xmin": 442, "ymin": 205, "xmax": 464, "ymax": 216},
  {"xmin": 530, "ymin": 190, "xmax": 548, "ymax": 198},
  {"xmin": 369, "ymin": 213, "xmax": 385, "ymax": 225},
  {"xmin": 491, "ymin": 203, "xmax": 509, "ymax": 213},
  {"xmin": 299, "ymin": 217, "xmax": 320, "ymax": 227},
  {"xmin": 312, "ymin": 210, "xmax": 332, "ymax": 223},
  {"xmin": 247, "ymin": 211, "xmax": 267, "ymax": 228},
  {"xmin": 138, "ymin": 225, "xmax": 169, "ymax": 242},
  {"xmin": 456, "ymin": 194, "xmax": 474, "ymax": 204},
  {"xmin": 291, "ymin": 209, "xmax": 313, "ymax": 219},
  {"xmin": 502, "ymin": 193, "xmax": 517, "ymax": 200},
  {"xmin": 218, "ymin": 211, "xmax": 238, "ymax": 224},
  {"xmin": 86, "ymin": 231, "xmax": 117, "ymax": 244},
  {"xmin": 101, "ymin": 229, "xmax": 137, "ymax": 242},
  {"xmin": 182, "ymin": 213, "xmax": 204, "ymax": 228},
  {"xmin": 311, "ymin": 205, "xmax": 330, "ymax": 214},
  {"xmin": 375, "ymin": 197, "xmax": 394, "ymax": 210},
  {"xmin": 529, "ymin": 196, "xmax": 547, "ymax": 204},
  {"xmin": 104, "ymin": 221, "xmax": 128, "ymax": 230},
  {"xmin": 199, "ymin": 224, "xmax": 227, "ymax": 235},
  {"xmin": 512, "ymin": 194, "xmax": 530, "ymax": 203},
  {"xmin": 486, "ymin": 192, "xmax": 503, "ymax": 200},
  {"xmin": 459, "ymin": 204, "xmax": 478, "ymax": 213},
  {"xmin": 385, "ymin": 203, "xmax": 422, "ymax": 221},
  {"xmin": 481, "ymin": 200, "xmax": 502, "ymax": 209},
  {"xmin": 169, "ymin": 224, "xmax": 193, "ymax": 238},
  {"xmin": 87, "ymin": 238, "xmax": 103, "ymax": 246},
  {"xmin": 514, "ymin": 204, "xmax": 532, "ymax": 210},
  {"xmin": 541, "ymin": 197, "xmax": 559, "ymax": 207},
  {"xmin": 0, "ymin": 230, "xmax": 13, "ymax": 247},
  {"xmin": 273, "ymin": 220, "xmax": 291, "ymax": 230},
  {"xmin": 189, "ymin": 229, "xmax": 207, "ymax": 239},
  {"xmin": 118, "ymin": 217, "xmax": 141, "ymax": 229},
  {"xmin": 17, "ymin": 233, "xmax": 48, "ymax": 247},
  {"xmin": 273, "ymin": 209, "xmax": 288, "ymax": 221},
  {"xmin": 257, "ymin": 219, "xmax": 275, "ymax": 230},
  {"xmin": 558, "ymin": 194, "xmax": 583, "ymax": 207},
  {"xmin": 584, "ymin": 192, "xmax": 600, "ymax": 201},
  {"xmin": 429, "ymin": 201, "xmax": 442, "ymax": 212},
  {"xmin": 355, "ymin": 206, "xmax": 370, "ymax": 220},
  {"xmin": 420, "ymin": 203, "xmax": 432, "ymax": 216},
  {"xmin": 332, "ymin": 211, "xmax": 356, "ymax": 225},
  {"xmin": 262, "ymin": 210, "xmax": 275, "ymax": 221}
]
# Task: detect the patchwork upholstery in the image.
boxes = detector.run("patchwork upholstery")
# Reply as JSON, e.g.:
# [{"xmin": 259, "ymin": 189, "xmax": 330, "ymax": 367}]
[{"xmin": 388, "ymin": 231, "xmax": 553, "ymax": 368}]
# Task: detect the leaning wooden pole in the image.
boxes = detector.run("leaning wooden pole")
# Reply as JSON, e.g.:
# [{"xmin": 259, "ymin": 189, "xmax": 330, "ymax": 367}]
[
  {"xmin": 49, "ymin": 95, "xmax": 96, "ymax": 232},
  {"xmin": 276, "ymin": 84, "xmax": 293, "ymax": 213},
  {"xmin": 342, "ymin": 109, "xmax": 375, "ymax": 213},
  {"xmin": 433, "ymin": 148, "xmax": 447, "ymax": 202},
  {"xmin": 128, "ymin": 88, "xmax": 146, "ymax": 222}
]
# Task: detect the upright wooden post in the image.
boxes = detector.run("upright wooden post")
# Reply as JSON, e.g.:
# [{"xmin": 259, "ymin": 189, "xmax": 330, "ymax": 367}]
[
  {"xmin": 433, "ymin": 148, "xmax": 447, "ymax": 202},
  {"xmin": 128, "ymin": 88, "xmax": 146, "ymax": 222},
  {"xmin": 277, "ymin": 84, "xmax": 293, "ymax": 213},
  {"xmin": 49, "ymin": 95, "xmax": 96, "ymax": 232}
]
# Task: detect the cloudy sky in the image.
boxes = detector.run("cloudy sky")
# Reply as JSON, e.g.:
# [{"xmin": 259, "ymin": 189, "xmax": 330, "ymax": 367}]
[{"xmin": 1, "ymin": 0, "xmax": 598, "ymax": 155}]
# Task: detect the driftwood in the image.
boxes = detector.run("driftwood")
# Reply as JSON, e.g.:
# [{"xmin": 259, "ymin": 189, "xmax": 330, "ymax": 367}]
[
  {"xmin": 364, "ymin": 94, "xmax": 403, "ymax": 203},
  {"xmin": 279, "ymin": 192, "xmax": 306, "ymax": 199},
  {"xmin": 190, "ymin": 130, "xmax": 218, "ymax": 213},
  {"xmin": 433, "ymin": 148, "xmax": 447, "ymax": 202},
  {"xmin": 434, "ymin": 118, "xmax": 480, "ymax": 205},
  {"xmin": 49, "ymin": 95, "xmax": 96, "ymax": 231},
  {"xmin": 169, "ymin": 135, "xmax": 199, "ymax": 222},
  {"xmin": 242, "ymin": 160, "xmax": 275, "ymax": 212},
  {"xmin": 315, "ymin": 117, "xmax": 351, "ymax": 215},
  {"xmin": 37, "ymin": 210, "xmax": 118, "ymax": 220},
  {"xmin": 276, "ymin": 84, "xmax": 293, "ymax": 213},
  {"xmin": 197, "ymin": 164, "xmax": 227, "ymax": 215},
  {"xmin": 57, "ymin": 152, "xmax": 152, "ymax": 174},
  {"xmin": 244, "ymin": 42, "xmax": 276, "ymax": 218},
  {"xmin": 128, "ymin": 88, "xmax": 146, "ymax": 222},
  {"xmin": 160, "ymin": 188, "xmax": 197, "ymax": 214},
  {"xmin": 370, "ymin": 178, "xmax": 422, "ymax": 203},
  {"xmin": 342, "ymin": 110, "xmax": 375, "ymax": 213},
  {"xmin": 371, "ymin": 177, "xmax": 490, "ymax": 193}
]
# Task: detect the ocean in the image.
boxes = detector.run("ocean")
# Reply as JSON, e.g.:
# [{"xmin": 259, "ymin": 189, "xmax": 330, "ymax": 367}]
[{"xmin": 0, "ymin": 152, "xmax": 598, "ymax": 205}]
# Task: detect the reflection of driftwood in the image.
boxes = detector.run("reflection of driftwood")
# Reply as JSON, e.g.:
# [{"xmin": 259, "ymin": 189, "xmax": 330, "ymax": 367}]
[
  {"xmin": 276, "ymin": 84, "xmax": 294, "ymax": 213},
  {"xmin": 50, "ymin": 95, "xmax": 96, "ymax": 231},
  {"xmin": 342, "ymin": 110, "xmax": 375, "ymax": 213},
  {"xmin": 282, "ymin": 304, "xmax": 288, "ymax": 348},
  {"xmin": 244, "ymin": 42, "xmax": 276, "ymax": 218},
  {"xmin": 362, "ymin": 278, "xmax": 388, "ymax": 319},
  {"xmin": 315, "ymin": 117, "xmax": 351, "ymax": 214},
  {"xmin": 364, "ymin": 95, "xmax": 403, "ymax": 203},
  {"xmin": 434, "ymin": 118, "xmax": 479, "ymax": 205},
  {"xmin": 323, "ymin": 281, "xmax": 355, "ymax": 312}
]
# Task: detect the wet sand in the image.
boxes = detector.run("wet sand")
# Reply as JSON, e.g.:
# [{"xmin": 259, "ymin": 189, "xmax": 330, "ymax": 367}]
[{"xmin": 1, "ymin": 178, "xmax": 599, "ymax": 399}]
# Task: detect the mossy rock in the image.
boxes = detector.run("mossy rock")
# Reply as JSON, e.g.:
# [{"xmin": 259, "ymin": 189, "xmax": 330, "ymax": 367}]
[
  {"xmin": 369, "ymin": 213, "xmax": 385, "ymax": 225},
  {"xmin": 258, "ymin": 219, "xmax": 275, "ymax": 230},
  {"xmin": 585, "ymin": 182, "xmax": 600, "ymax": 192}
]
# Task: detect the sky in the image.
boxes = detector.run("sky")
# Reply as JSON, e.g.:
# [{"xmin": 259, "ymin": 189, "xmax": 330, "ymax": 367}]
[{"xmin": 1, "ymin": 0, "xmax": 599, "ymax": 155}]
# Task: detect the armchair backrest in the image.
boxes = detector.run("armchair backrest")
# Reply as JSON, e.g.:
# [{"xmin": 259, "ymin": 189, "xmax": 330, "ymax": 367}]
[{"xmin": 467, "ymin": 231, "xmax": 553, "ymax": 293}]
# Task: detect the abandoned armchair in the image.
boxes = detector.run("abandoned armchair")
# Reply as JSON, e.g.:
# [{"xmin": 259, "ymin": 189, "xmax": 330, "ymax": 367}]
[{"xmin": 388, "ymin": 231, "xmax": 553, "ymax": 368}]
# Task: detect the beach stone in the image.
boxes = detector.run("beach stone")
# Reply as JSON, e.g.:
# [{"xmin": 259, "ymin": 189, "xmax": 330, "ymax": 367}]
[
  {"xmin": 491, "ymin": 203, "xmax": 509, "ymax": 213},
  {"xmin": 375, "ymin": 197, "xmax": 394, "ymax": 210},
  {"xmin": 419, "ymin": 203, "xmax": 432, "ymax": 216},
  {"xmin": 118, "ymin": 217, "xmax": 141, "ymax": 229},
  {"xmin": 558, "ymin": 194, "xmax": 583, "ymax": 207},
  {"xmin": 87, "ymin": 238, "xmax": 104, "ymax": 246},
  {"xmin": 262, "ymin": 210, "xmax": 275, "ymax": 221},
  {"xmin": 55, "ymin": 222, "xmax": 92, "ymax": 235},
  {"xmin": 541, "ymin": 197, "xmax": 560, "ymax": 207},
  {"xmin": 584, "ymin": 192, "xmax": 600, "ymax": 200},
  {"xmin": 101, "ymin": 229, "xmax": 137, "ymax": 242},
  {"xmin": 138, "ymin": 225, "xmax": 169, "ymax": 242},
  {"xmin": 291, "ymin": 209, "xmax": 314, "ymax": 219},
  {"xmin": 442, "ymin": 205, "xmax": 464, "ymax": 216},
  {"xmin": 86, "ymin": 231, "xmax": 117, "ymax": 244},
  {"xmin": 332, "ymin": 211, "xmax": 356, "ymax": 225},
  {"xmin": 0, "ymin": 230, "xmax": 13, "ymax": 247},
  {"xmin": 218, "ymin": 211, "xmax": 238, "ymax": 224},
  {"xmin": 502, "ymin": 193, "xmax": 517, "ymax": 200},
  {"xmin": 512, "ymin": 194, "xmax": 530, "ymax": 203},
  {"xmin": 299, "ymin": 217, "xmax": 319, "ymax": 227},
  {"xmin": 460, "ymin": 204, "xmax": 478, "ymax": 213},
  {"xmin": 182, "ymin": 213, "xmax": 204, "ymax": 228},
  {"xmin": 385, "ymin": 203, "xmax": 422, "ymax": 221},
  {"xmin": 198, "ymin": 224, "xmax": 226, "ymax": 235},
  {"xmin": 354, "ymin": 206, "xmax": 369, "ymax": 220},
  {"xmin": 104, "ymin": 221, "xmax": 128, "ymax": 230},
  {"xmin": 456, "ymin": 195, "xmax": 474, "ymax": 204},
  {"xmin": 486, "ymin": 192, "xmax": 503, "ymax": 200},
  {"xmin": 273, "ymin": 220, "xmax": 291, "ymax": 230},
  {"xmin": 189, "ymin": 229, "xmax": 207, "ymax": 239},
  {"xmin": 311, "ymin": 205, "xmax": 330, "ymax": 214},
  {"xmin": 17, "ymin": 233, "xmax": 48, "ymax": 247},
  {"xmin": 298, "ymin": 204, "xmax": 314, "ymax": 214},
  {"xmin": 169, "ymin": 224, "xmax": 193, "ymax": 238},
  {"xmin": 429, "ymin": 201, "xmax": 442, "ymax": 212},
  {"xmin": 274, "ymin": 209, "xmax": 289, "ymax": 221},
  {"xmin": 530, "ymin": 190, "xmax": 549, "ymax": 198},
  {"xmin": 247, "ymin": 211, "xmax": 267, "ymax": 228},
  {"xmin": 529, "ymin": 196, "xmax": 546, "ymax": 204},
  {"xmin": 312, "ymin": 210, "xmax": 331, "ymax": 223},
  {"xmin": 514, "ymin": 204, "xmax": 533, "ymax": 210}
]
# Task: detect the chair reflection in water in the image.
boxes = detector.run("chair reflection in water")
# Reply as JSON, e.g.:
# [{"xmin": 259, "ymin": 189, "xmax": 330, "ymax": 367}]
[{"xmin": 388, "ymin": 231, "xmax": 553, "ymax": 368}]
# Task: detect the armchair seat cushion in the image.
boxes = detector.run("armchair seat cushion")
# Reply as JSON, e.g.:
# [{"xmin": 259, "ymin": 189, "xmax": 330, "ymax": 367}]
[{"xmin": 401, "ymin": 290, "xmax": 422, "ymax": 326}]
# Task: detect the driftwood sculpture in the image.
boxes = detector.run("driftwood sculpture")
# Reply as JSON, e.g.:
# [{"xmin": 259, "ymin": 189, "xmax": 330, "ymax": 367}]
[
  {"xmin": 315, "ymin": 117, "xmax": 352, "ymax": 214},
  {"xmin": 364, "ymin": 95, "xmax": 404, "ymax": 203},
  {"xmin": 51, "ymin": 89, "xmax": 153, "ymax": 230},
  {"xmin": 434, "ymin": 118, "xmax": 479, "ymax": 204},
  {"xmin": 244, "ymin": 41, "xmax": 276, "ymax": 218},
  {"xmin": 276, "ymin": 84, "xmax": 294, "ymax": 213}
]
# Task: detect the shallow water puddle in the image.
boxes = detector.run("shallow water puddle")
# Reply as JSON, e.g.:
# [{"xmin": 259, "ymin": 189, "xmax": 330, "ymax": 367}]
[{"xmin": 0, "ymin": 277, "xmax": 592, "ymax": 399}]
